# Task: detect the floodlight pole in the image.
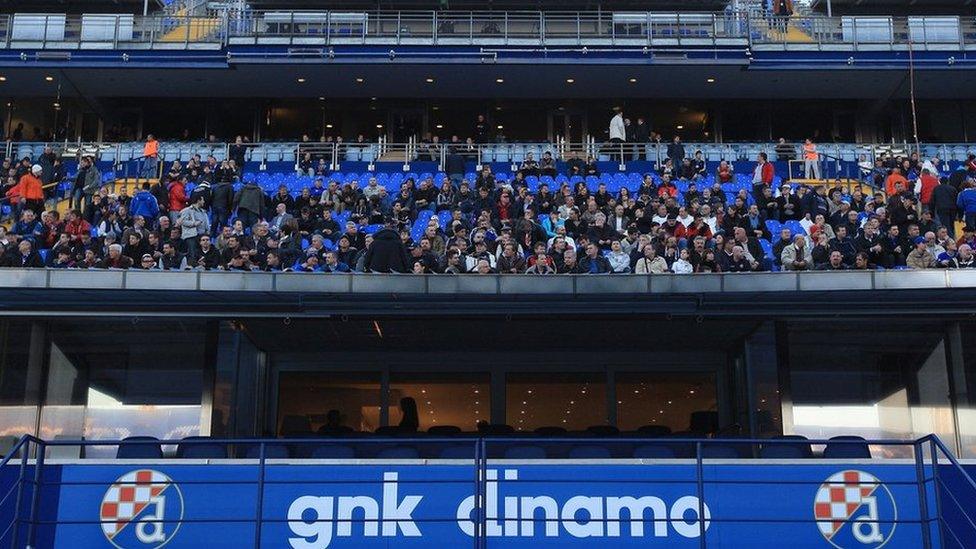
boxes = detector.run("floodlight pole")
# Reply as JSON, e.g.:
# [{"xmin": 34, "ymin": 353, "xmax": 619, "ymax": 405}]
[{"xmin": 826, "ymin": 0, "xmax": 833, "ymax": 18}]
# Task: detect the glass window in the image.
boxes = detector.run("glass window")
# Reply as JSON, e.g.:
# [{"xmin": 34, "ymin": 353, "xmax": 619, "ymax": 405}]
[
  {"xmin": 277, "ymin": 372, "xmax": 381, "ymax": 434},
  {"xmin": 39, "ymin": 320, "xmax": 208, "ymax": 457},
  {"xmin": 389, "ymin": 374, "xmax": 489, "ymax": 432},
  {"xmin": 507, "ymin": 373, "xmax": 606, "ymax": 432},
  {"xmin": 0, "ymin": 320, "xmax": 37, "ymax": 444},
  {"xmin": 616, "ymin": 373, "xmax": 717, "ymax": 432},
  {"xmin": 786, "ymin": 322, "xmax": 953, "ymax": 457}
]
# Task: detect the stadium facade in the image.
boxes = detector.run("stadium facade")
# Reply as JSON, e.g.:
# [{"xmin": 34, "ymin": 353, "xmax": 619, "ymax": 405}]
[{"xmin": 0, "ymin": 0, "xmax": 976, "ymax": 547}]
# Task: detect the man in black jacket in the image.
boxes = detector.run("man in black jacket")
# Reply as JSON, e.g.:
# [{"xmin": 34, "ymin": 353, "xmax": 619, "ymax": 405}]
[
  {"xmin": 931, "ymin": 178, "xmax": 959, "ymax": 237},
  {"xmin": 211, "ymin": 180, "xmax": 234, "ymax": 235},
  {"xmin": 364, "ymin": 223, "xmax": 411, "ymax": 273},
  {"xmin": 577, "ymin": 243, "xmax": 612, "ymax": 274}
]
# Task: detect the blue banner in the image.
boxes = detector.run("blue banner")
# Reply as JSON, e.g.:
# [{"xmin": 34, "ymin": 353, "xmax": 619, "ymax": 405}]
[{"xmin": 3, "ymin": 461, "xmax": 944, "ymax": 548}]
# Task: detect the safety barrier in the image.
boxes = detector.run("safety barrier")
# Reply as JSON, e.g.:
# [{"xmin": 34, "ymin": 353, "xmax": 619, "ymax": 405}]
[
  {"xmin": 0, "ymin": 435, "xmax": 973, "ymax": 547},
  {"xmin": 1, "ymin": 11, "xmax": 975, "ymax": 51}
]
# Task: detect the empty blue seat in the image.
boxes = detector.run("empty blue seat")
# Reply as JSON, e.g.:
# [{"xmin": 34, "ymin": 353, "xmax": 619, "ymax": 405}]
[
  {"xmin": 568, "ymin": 446, "xmax": 612, "ymax": 459},
  {"xmin": 176, "ymin": 436, "xmax": 227, "ymax": 459},
  {"xmin": 244, "ymin": 444, "xmax": 291, "ymax": 459},
  {"xmin": 116, "ymin": 436, "xmax": 163, "ymax": 459},
  {"xmin": 824, "ymin": 436, "xmax": 871, "ymax": 459},
  {"xmin": 376, "ymin": 446, "xmax": 420, "ymax": 459},
  {"xmin": 701, "ymin": 444, "xmax": 742, "ymax": 459},
  {"xmin": 759, "ymin": 435, "xmax": 813, "ymax": 459},
  {"xmin": 310, "ymin": 444, "xmax": 356, "ymax": 459},
  {"xmin": 503, "ymin": 445, "xmax": 546, "ymax": 459},
  {"xmin": 439, "ymin": 445, "xmax": 475, "ymax": 459},
  {"xmin": 632, "ymin": 445, "xmax": 676, "ymax": 459}
]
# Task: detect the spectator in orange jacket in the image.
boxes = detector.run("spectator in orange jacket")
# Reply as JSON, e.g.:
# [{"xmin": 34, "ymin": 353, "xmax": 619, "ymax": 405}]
[
  {"xmin": 885, "ymin": 167, "xmax": 909, "ymax": 196},
  {"xmin": 5, "ymin": 164, "xmax": 45, "ymax": 217},
  {"xmin": 142, "ymin": 134, "xmax": 159, "ymax": 178}
]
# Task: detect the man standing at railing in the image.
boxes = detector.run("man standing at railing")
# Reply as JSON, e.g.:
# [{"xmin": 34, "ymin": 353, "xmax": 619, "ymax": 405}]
[
  {"xmin": 142, "ymin": 134, "xmax": 159, "ymax": 178},
  {"xmin": 803, "ymin": 139, "xmax": 820, "ymax": 180}
]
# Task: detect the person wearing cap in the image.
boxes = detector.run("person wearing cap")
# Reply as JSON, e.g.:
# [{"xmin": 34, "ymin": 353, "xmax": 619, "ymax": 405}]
[
  {"xmin": 906, "ymin": 236, "xmax": 935, "ymax": 269},
  {"xmin": 5, "ymin": 164, "xmax": 45, "ymax": 218},
  {"xmin": 137, "ymin": 253, "xmax": 158, "ymax": 270},
  {"xmin": 776, "ymin": 183, "xmax": 800, "ymax": 222}
]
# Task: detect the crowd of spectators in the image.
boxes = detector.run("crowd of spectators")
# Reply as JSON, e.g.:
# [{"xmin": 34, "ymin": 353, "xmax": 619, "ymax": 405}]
[{"xmin": 2, "ymin": 135, "xmax": 976, "ymax": 274}]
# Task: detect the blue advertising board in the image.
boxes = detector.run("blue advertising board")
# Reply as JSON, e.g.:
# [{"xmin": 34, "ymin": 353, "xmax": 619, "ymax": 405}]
[{"xmin": 0, "ymin": 460, "xmax": 947, "ymax": 548}]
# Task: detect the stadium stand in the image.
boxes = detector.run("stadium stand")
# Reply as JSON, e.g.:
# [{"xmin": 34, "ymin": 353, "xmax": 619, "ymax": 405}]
[{"xmin": 2, "ymin": 138, "xmax": 975, "ymax": 274}]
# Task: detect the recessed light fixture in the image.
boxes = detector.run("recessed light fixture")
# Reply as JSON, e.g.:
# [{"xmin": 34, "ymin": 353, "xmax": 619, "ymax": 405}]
[
  {"xmin": 325, "ymin": 124, "xmax": 333, "ymax": 129},
  {"xmin": 355, "ymin": 77, "xmax": 364, "ymax": 83},
  {"xmin": 676, "ymin": 125, "xmax": 684, "ymax": 129},
  {"xmin": 496, "ymin": 125, "xmax": 504, "ymax": 129},
  {"xmin": 706, "ymin": 78, "xmax": 716, "ymax": 83},
  {"xmin": 45, "ymin": 76, "xmax": 54, "ymax": 82},
  {"xmin": 495, "ymin": 106, "xmax": 502, "ymax": 111},
  {"xmin": 432, "ymin": 106, "xmax": 439, "ymax": 111},
  {"xmin": 52, "ymin": 102, "xmax": 60, "ymax": 108},
  {"xmin": 629, "ymin": 78, "xmax": 637, "ymax": 83},
  {"xmin": 435, "ymin": 124, "xmax": 443, "ymax": 129},
  {"xmin": 0, "ymin": 76, "xmax": 6, "ymax": 82},
  {"xmin": 495, "ymin": 78, "xmax": 504, "ymax": 83},
  {"xmin": 318, "ymin": 96, "xmax": 325, "ymax": 100},
  {"xmin": 297, "ymin": 77, "xmax": 306, "ymax": 83},
  {"xmin": 425, "ymin": 77, "xmax": 434, "ymax": 83},
  {"xmin": 371, "ymin": 97, "xmax": 377, "ymax": 101},
  {"xmin": 565, "ymin": 78, "xmax": 575, "ymax": 83},
  {"xmin": 376, "ymin": 124, "xmax": 383, "ymax": 129}
]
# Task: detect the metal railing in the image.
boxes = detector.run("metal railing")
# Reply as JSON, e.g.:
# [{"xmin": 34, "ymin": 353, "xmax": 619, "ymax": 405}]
[
  {"xmin": 0, "ymin": 11, "xmax": 974, "ymax": 50},
  {"xmin": 9, "ymin": 139, "xmax": 972, "ymax": 172},
  {"xmin": 0, "ymin": 434, "xmax": 972, "ymax": 548}
]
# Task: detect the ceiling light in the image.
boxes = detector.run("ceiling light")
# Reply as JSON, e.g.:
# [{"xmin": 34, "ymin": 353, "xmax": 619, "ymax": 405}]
[
  {"xmin": 495, "ymin": 78, "xmax": 504, "ymax": 83},
  {"xmin": 297, "ymin": 77, "xmax": 306, "ymax": 83},
  {"xmin": 629, "ymin": 78, "xmax": 637, "ymax": 83},
  {"xmin": 432, "ymin": 106, "xmax": 439, "ymax": 111},
  {"xmin": 496, "ymin": 125, "xmax": 504, "ymax": 129},
  {"xmin": 565, "ymin": 78, "xmax": 575, "ymax": 83},
  {"xmin": 45, "ymin": 76, "xmax": 54, "ymax": 82},
  {"xmin": 355, "ymin": 77, "xmax": 364, "ymax": 83},
  {"xmin": 435, "ymin": 124, "xmax": 443, "ymax": 129},
  {"xmin": 425, "ymin": 77, "xmax": 434, "ymax": 83},
  {"xmin": 325, "ymin": 124, "xmax": 333, "ymax": 129},
  {"xmin": 375, "ymin": 124, "xmax": 383, "ymax": 129},
  {"xmin": 0, "ymin": 76, "xmax": 6, "ymax": 82},
  {"xmin": 706, "ymin": 78, "xmax": 716, "ymax": 83},
  {"xmin": 318, "ymin": 96, "xmax": 325, "ymax": 100},
  {"xmin": 676, "ymin": 125, "xmax": 684, "ymax": 130}
]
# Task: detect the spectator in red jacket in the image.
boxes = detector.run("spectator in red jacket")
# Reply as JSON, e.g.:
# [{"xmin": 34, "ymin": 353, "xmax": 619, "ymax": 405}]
[
  {"xmin": 167, "ymin": 177, "xmax": 187, "ymax": 222},
  {"xmin": 917, "ymin": 168, "xmax": 939, "ymax": 210},
  {"xmin": 751, "ymin": 152, "xmax": 775, "ymax": 200},
  {"xmin": 62, "ymin": 209, "xmax": 92, "ymax": 242}
]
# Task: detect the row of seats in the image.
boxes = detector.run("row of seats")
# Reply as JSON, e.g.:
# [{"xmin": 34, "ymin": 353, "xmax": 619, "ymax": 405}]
[
  {"xmin": 109, "ymin": 433, "xmax": 872, "ymax": 460},
  {"xmin": 17, "ymin": 141, "xmax": 975, "ymax": 167}
]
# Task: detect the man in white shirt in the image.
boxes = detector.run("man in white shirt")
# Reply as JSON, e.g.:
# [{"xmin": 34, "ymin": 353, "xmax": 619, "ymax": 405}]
[{"xmin": 609, "ymin": 109, "xmax": 626, "ymax": 143}]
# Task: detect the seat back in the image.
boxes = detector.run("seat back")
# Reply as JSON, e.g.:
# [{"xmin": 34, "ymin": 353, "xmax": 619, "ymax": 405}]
[
  {"xmin": 632, "ymin": 445, "xmax": 676, "ymax": 459},
  {"xmin": 375, "ymin": 446, "xmax": 420, "ymax": 459},
  {"xmin": 568, "ymin": 446, "xmax": 612, "ymax": 459},
  {"xmin": 176, "ymin": 436, "xmax": 228, "ymax": 459},
  {"xmin": 310, "ymin": 444, "xmax": 356, "ymax": 459},
  {"xmin": 824, "ymin": 435, "xmax": 871, "ymax": 459},
  {"xmin": 759, "ymin": 435, "xmax": 813, "ymax": 459},
  {"xmin": 503, "ymin": 445, "xmax": 546, "ymax": 459},
  {"xmin": 116, "ymin": 436, "xmax": 163, "ymax": 459}
]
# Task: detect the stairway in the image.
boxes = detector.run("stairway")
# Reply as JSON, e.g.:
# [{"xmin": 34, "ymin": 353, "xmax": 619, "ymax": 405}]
[{"xmin": 159, "ymin": 14, "xmax": 222, "ymax": 42}]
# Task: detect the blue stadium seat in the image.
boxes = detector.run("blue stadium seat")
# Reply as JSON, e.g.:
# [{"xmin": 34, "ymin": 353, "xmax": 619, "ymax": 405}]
[
  {"xmin": 824, "ymin": 436, "xmax": 871, "ymax": 459},
  {"xmin": 310, "ymin": 444, "xmax": 356, "ymax": 459},
  {"xmin": 759, "ymin": 435, "xmax": 812, "ymax": 459},
  {"xmin": 376, "ymin": 446, "xmax": 420, "ymax": 459},
  {"xmin": 632, "ymin": 445, "xmax": 676, "ymax": 459},
  {"xmin": 568, "ymin": 446, "xmax": 612, "ymax": 459},
  {"xmin": 243, "ymin": 444, "xmax": 291, "ymax": 459},
  {"xmin": 701, "ymin": 444, "xmax": 743, "ymax": 459},
  {"xmin": 427, "ymin": 425, "xmax": 461, "ymax": 436},
  {"xmin": 439, "ymin": 445, "xmax": 475, "ymax": 459},
  {"xmin": 176, "ymin": 436, "xmax": 228, "ymax": 459},
  {"xmin": 116, "ymin": 436, "xmax": 163, "ymax": 459},
  {"xmin": 503, "ymin": 445, "xmax": 546, "ymax": 459}
]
